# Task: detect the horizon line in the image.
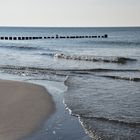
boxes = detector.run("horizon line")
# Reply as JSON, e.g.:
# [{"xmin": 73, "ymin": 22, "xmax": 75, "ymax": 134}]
[{"xmin": 0, "ymin": 25, "xmax": 140, "ymax": 28}]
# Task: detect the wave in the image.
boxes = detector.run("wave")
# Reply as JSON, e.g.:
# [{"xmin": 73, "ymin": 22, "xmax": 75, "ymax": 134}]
[
  {"xmin": 0, "ymin": 45, "xmax": 40, "ymax": 51},
  {"xmin": 64, "ymin": 93, "xmax": 140, "ymax": 128},
  {"xmin": 0, "ymin": 65, "xmax": 68, "ymax": 78},
  {"xmin": 0, "ymin": 64, "xmax": 139, "ymax": 82},
  {"xmin": 63, "ymin": 68, "xmax": 140, "ymax": 73},
  {"xmin": 0, "ymin": 65, "xmax": 139, "ymax": 73},
  {"xmin": 64, "ymin": 76, "xmax": 140, "ymax": 128},
  {"xmin": 0, "ymin": 65, "xmax": 54, "ymax": 72},
  {"xmin": 78, "ymin": 114, "xmax": 140, "ymax": 127},
  {"xmin": 54, "ymin": 53, "xmax": 137, "ymax": 64},
  {"xmin": 39, "ymin": 52, "xmax": 54, "ymax": 57},
  {"xmin": 68, "ymin": 72, "xmax": 140, "ymax": 82},
  {"xmin": 99, "ymin": 75, "xmax": 140, "ymax": 82},
  {"xmin": 82, "ymin": 40, "xmax": 140, "ymax": 46}
]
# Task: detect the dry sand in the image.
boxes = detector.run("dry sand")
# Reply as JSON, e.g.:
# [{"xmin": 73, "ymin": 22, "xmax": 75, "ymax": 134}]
[{"xmin": 0, "ymin": 80, "xmax": 55, "ymax": 140}]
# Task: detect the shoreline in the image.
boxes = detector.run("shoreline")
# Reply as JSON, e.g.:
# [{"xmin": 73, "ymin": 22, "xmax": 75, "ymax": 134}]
[
  {"xmin": 0, "ymin": 79, "xmax": 55, "ymax": 140},
  {"xmin": 23, "ymin": 79, "xmax": 91, "ymax": 140}
]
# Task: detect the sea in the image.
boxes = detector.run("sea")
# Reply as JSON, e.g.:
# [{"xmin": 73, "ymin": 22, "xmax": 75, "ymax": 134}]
[{"xmin": 0, "ymin": 27, "xmax": 140, "ymax": 140}]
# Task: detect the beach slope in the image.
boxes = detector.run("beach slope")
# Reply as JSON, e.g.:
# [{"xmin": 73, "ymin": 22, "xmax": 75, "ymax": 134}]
[{"xmin": 0, "ymin": 80, "xmax": 55, "ymax": 140}]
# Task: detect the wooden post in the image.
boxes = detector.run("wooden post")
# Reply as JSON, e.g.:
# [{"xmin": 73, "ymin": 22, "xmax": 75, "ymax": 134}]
[
  {"xmin": 56, "ymin": 34, "xmax": 59, "ymax": 39},
  {"xmin": 5, "ymin": 37, "xmax": 8, "ymax": 40},
  {"xmin": 18, "ymin": 37, "xmax": 21, "ymax": 40},
  {"xmin": 0, "ymin": 37, "xmax": 4, "ymax": 40},
  {"xmin": 13, "ymin": 37, "xmax": 17, "ymax": 40},
  {"xmin": 104, "ymin": 34, "xmax": 108, "ymax": 38},
  {"xmin": 9, "ymin": 37, "xmax": 12, "ymax": 40}
]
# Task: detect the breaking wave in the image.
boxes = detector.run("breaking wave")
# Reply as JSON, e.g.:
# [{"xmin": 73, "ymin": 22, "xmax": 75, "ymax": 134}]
[
  {"xmin": 54, "ymin": 53, "xmax": 137, "ymax": 64},
  {"xmin": 99, "ymin": 75, "xmax": 140, "ymax": 82},
  {"xmin": 0, "ymin": 65, "xmax": 139, "ymax": 72},
  {"xmin": 64, "ymin": 75, "xmax": 140, "ymax": 133},
  {"xmin": 0, "ymin": 65, "xmax": 139, "ymax": 75},
  {"xmin": 78, "ymin": 115, "xmax": 140, "ymax": 127}
]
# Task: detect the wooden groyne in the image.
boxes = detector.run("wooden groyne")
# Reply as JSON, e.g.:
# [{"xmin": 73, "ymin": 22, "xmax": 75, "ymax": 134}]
[{"xmin": 0, "ymin": 34, "xmax": 108, "ymax": 41}]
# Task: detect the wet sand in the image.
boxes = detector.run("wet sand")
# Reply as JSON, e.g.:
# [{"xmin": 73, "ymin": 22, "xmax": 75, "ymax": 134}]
[{"xmin": 0, "ymin": 80, "xmax": 55, "ymax": 140}]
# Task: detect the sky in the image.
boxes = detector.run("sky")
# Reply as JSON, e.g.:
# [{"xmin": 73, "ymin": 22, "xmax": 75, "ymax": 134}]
[{"xmin": 0, "ymin": 0, "xmax": 140, "ymax": 27}]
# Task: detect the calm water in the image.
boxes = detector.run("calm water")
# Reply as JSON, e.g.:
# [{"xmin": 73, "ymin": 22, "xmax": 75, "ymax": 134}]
[{"xmin": 0, "ymin": 27, "xmax": 140, "ymax": 140}]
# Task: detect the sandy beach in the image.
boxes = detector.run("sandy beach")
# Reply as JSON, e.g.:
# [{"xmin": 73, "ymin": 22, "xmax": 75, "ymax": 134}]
[{"xmin": 0, "ymin": 80, "xmax": 55, "ymax": 140}]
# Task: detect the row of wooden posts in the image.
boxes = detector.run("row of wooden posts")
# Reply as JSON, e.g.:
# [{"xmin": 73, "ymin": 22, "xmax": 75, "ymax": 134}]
[{"xmin": 0, "ymin": 34, "xmax": 108, "ymax": 41}]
